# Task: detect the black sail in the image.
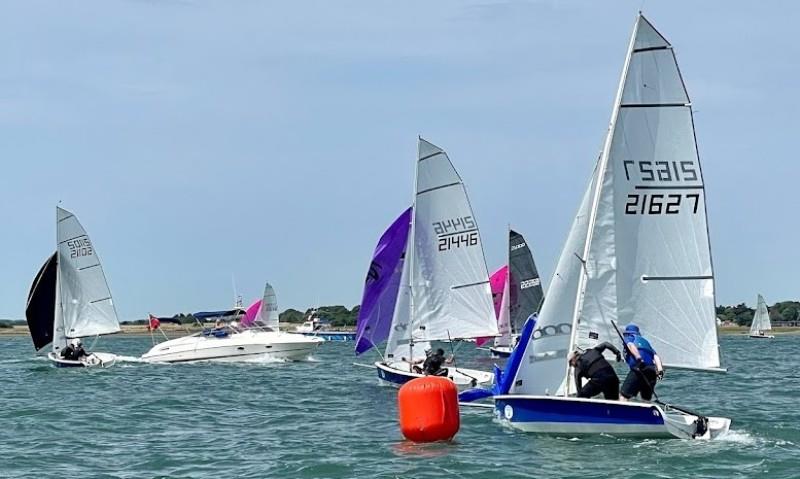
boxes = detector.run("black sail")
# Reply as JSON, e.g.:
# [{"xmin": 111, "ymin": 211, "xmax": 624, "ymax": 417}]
[
  {"xmin": 25, "ymin": 252, "xmax": 58, "ymax": 351},
  {"xmin": 508, "ymin": 230, "xmax": 544, "ymax": 334}
]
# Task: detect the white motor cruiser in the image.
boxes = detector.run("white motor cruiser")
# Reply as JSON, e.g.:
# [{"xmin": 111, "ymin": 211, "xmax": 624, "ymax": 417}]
[{"xmin": 142, "ymin": 282, "xmax": 323, "ymax": 363}]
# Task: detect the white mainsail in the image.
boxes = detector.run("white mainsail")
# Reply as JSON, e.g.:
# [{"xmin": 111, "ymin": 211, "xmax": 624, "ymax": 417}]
[
  {"xmin": 56, "ymin": 207, "xmax": 120, "ymax": 339},
  {"xmin": 409, "ymin": 139, "xmax": 497, "ymax": 342},
  {"xmin": 385, "ymin": 138, "xmax": 497, "ymax": 361},
  {"xmin": 750, "ymin": 294, "xmax": 772, "ymax": 334},
  {"xmin": 257, "ymin": 282, "xmax": 280, "ymax": 330},
  {"xmin": 512, "ymin": 14, "xmax": 722, "ymax": 396}
]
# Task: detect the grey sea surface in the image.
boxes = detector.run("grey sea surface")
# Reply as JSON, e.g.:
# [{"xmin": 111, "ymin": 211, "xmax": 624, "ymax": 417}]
[{"xmin": 1, "ymin": 335, "xmax": 797, "ymax": 478}]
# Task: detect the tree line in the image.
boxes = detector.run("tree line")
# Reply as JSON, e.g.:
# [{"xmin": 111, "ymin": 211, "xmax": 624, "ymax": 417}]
[
  {"xmin": 716, "ymin": 301, "xmax": 799, "ymax": 326},
  {"xmin": 121, "ymin": 305, "xmax": 362, "ymax": 327}
]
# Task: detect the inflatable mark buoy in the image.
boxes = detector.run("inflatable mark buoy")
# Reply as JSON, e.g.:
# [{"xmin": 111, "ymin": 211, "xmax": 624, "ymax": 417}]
[{"xmin": 397, "ymin": 376, "xmax": 460, "ymax": 442}]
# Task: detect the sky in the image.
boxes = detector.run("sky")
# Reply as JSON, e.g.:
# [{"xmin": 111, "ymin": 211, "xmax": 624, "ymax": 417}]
[{"xmin": 0, "ymin": 0, "xmax": 797, "ymax": 320}]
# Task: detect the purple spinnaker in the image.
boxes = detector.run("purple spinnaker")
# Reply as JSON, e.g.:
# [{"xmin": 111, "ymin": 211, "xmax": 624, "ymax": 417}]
[{"xmin": 355, "ymin": 207, "xmax": 412, "ymax": 355}]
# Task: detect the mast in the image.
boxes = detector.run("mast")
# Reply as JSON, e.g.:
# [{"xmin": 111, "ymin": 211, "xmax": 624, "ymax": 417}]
[
  {"xmin": 506, "ymin": 224, "xmax": 512, "ymax": 336},
  {"xmin": 563, "ymin": 15, "xmax": 640, "ymax": 396},
  {"xmin": 54, "ymin": 206, "xmax": 65, "ymax": 352},
  {"xmin": 407, "ymin": 138, "xmax": 421, "ymax": 362}
]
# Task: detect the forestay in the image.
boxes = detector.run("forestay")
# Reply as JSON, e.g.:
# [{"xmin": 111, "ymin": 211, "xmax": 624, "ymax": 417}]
[
  {"xmin": 56, "ymin": 207, "xmax": 120, "ymax": 338},
  {"xmin": 408, "ymin": 139, "xmax": 497, "ymax": 342}
]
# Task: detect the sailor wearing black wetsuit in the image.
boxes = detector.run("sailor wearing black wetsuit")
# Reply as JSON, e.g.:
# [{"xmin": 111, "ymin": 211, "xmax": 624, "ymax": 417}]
[
  {"xmin": 569, "ymin": 342, "xmax": 623, "ymax": 400},
  {"xmin": 61, "ymin": 339, "xmax": 89, "ymax": 361},
  {"xmin": 422, "ymin": 348, "xmax": 448, "ymax": 377}
]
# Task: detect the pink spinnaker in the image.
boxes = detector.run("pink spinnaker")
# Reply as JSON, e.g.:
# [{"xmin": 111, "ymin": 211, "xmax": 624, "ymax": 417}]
[
  {"xmin": 242, "ymin": 299, "xmax": 262, "ymax": 328},
  {"xmin": 476, "ymin": 265, "xmax": 508, "ymax": 347}
]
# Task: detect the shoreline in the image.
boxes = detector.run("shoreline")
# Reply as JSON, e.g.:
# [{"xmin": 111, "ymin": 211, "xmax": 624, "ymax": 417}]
[
  {"xmin": 1, "ymin": 325, "xmax": 798, "ymax": 337},
  {"xmin": 0, "ymin": 324, "xmax": 357, "ymax": 337}
]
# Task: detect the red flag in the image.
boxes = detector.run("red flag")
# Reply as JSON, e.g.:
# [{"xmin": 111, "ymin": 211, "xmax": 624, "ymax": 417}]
[{"xmin": 148, "ymin": 314, "xmax": 160, "ymax": 331}]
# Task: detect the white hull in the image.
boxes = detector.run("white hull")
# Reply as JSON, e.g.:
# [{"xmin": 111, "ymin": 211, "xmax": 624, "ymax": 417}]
[
  {"xmin": 749, "ymin": 333, "xmax": 774, "ymax": 339},
  {"xmin": 48, "ymin": 351, "xmax": 117, "ymax": 368},
  {"xmin": 375, "ymin": 361, "xmax": 494, "ymax": 390},
  {"xmin": 141, "ymin": 330, "xmax": 323, "ymax": 363}
]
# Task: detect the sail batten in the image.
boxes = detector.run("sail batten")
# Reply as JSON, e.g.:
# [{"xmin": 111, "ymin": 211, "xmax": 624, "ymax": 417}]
[
  {"xmin": 56, "ymin": 207, "xmax": 120, "ymax": 339},
  {"xmin": 408, "ymin": 139, "xmax": 497, "ymax": 343},
  {"xmin": 384, "ymin": 139, "xmax": 496, "ymax": 360},
  {"xmin": 513, "ymin": 14, "xmax": 722, "ymax": 395}
]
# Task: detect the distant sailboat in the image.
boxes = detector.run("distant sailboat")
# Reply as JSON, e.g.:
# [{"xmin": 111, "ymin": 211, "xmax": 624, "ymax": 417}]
[
  {"xmin": 25, "ymin": 207, "xmax": 120, "ymax": 368},
  {"xmin": 492, "ymin": 14, "xmax": 731, "ymax": 439},
  {"xmin": 355, "ymin": 138, "xmax": 498, "ymax": 388},
  {"xmin": 749, "ymin": 294, "xmax": 774, "ymax": 339},
  {"xmin": 489, "ymin": 229, "xmax": 544, "ymax": 358}
]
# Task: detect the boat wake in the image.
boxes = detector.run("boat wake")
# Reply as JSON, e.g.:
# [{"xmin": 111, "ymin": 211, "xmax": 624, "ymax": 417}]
[
  {"xmin": 115, "ymin": 355, "xmax": 147, "ymax": 363},
  {"xmin": 716, "ymin": 429, "xmax": 758, "ymax": 445},
  {"xmin": 240, "ymin": 355, "xmax": 291, "ymax": 364}
]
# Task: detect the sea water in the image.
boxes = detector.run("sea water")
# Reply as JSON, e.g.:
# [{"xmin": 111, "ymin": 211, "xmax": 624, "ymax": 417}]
[{"xmin": 0, "ymin": 335, "xmax": 797, "ymax": 478}]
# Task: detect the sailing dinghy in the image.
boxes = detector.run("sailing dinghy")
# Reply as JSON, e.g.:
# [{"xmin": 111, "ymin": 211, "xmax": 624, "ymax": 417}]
[
  {"xmin": 355, "ymin": 138, "xmax": 498, "ymax": 389},
  {"xmin": 489, "ymin": 230, "xmax": 544, "ymax": 358},
  {"xmin": 142, "ymin": 282, "xmax": 322, "ymax": 363},
  {"xmin": 749, "ymin": 294, "xmax": 774, "ymax": 339},
  {"xmin": 25, "ymin": 207, "xmax": 121, "ymax": 368},
  {"xmin": 493, "ymin": 14, "xmax": 731, "ymax": 439}
]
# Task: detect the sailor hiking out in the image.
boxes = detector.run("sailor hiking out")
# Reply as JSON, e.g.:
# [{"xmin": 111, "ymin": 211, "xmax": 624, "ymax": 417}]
[
  {"xmin": 620, "ymin": 324, "xmax": 664, "ymax": 401},
  {"xmin": 569, "ymin": 342, "xmax": 622, "ymax": 400}
]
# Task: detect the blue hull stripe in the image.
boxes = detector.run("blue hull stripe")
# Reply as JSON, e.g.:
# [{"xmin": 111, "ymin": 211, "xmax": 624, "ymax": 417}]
[
  {"xmin": 376, "ymin": 365, "xmax": 416, "ymax": 386},
  {"xmin": 496, "ymin": 397, "xmax": 665, "ymax": 426}
]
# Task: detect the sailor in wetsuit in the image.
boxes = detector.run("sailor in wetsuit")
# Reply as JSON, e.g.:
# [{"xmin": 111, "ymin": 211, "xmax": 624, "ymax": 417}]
[
  {"xmin": 569, "ymin": 342, "xmax": 622, "ymax": 400},
  {"xmin": 620, "ymin": 324, "xmax": 664, "ymax": 402},
  {"xmin": 422, "ymin": 348, "xmax": 450, "ymax": 377},
  {"xmin": 61, "ymin": 339, "xmax": 89, "ymax": 361}
]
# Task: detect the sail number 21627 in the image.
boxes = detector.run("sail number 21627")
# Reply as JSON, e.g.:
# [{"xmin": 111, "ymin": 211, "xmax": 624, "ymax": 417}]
[{"xmin": 622, "ymin": 160, "xmax": 703, "ymax": 216}]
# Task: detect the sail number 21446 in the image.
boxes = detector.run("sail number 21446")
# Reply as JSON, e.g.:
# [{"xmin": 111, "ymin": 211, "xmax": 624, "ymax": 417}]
[{"xmin": 433, "ymin": 216, "xmax": 478, "ymax": 251}]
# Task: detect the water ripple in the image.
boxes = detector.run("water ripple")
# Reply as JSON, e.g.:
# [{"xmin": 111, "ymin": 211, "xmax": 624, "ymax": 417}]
[{"xmin": 1, "ymin": 335, "xmax": 798, "ymax": 478}]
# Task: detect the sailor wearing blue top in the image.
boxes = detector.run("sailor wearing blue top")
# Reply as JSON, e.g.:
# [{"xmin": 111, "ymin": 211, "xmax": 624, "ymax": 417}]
[{"xmin": 620, "ymin": 324, "xmax": 664, "ymax": 401}]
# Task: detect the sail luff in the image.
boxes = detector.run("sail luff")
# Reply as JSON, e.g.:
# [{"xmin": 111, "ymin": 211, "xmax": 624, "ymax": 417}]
[{"xmin": 563, "ymin": 15, "xmax": 641, "ymax": 395}]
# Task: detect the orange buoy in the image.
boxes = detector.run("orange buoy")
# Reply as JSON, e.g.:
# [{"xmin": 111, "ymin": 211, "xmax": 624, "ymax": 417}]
[{"xmin": 397, "ymin": 376, "xmax": 460, "ymax": 442}]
